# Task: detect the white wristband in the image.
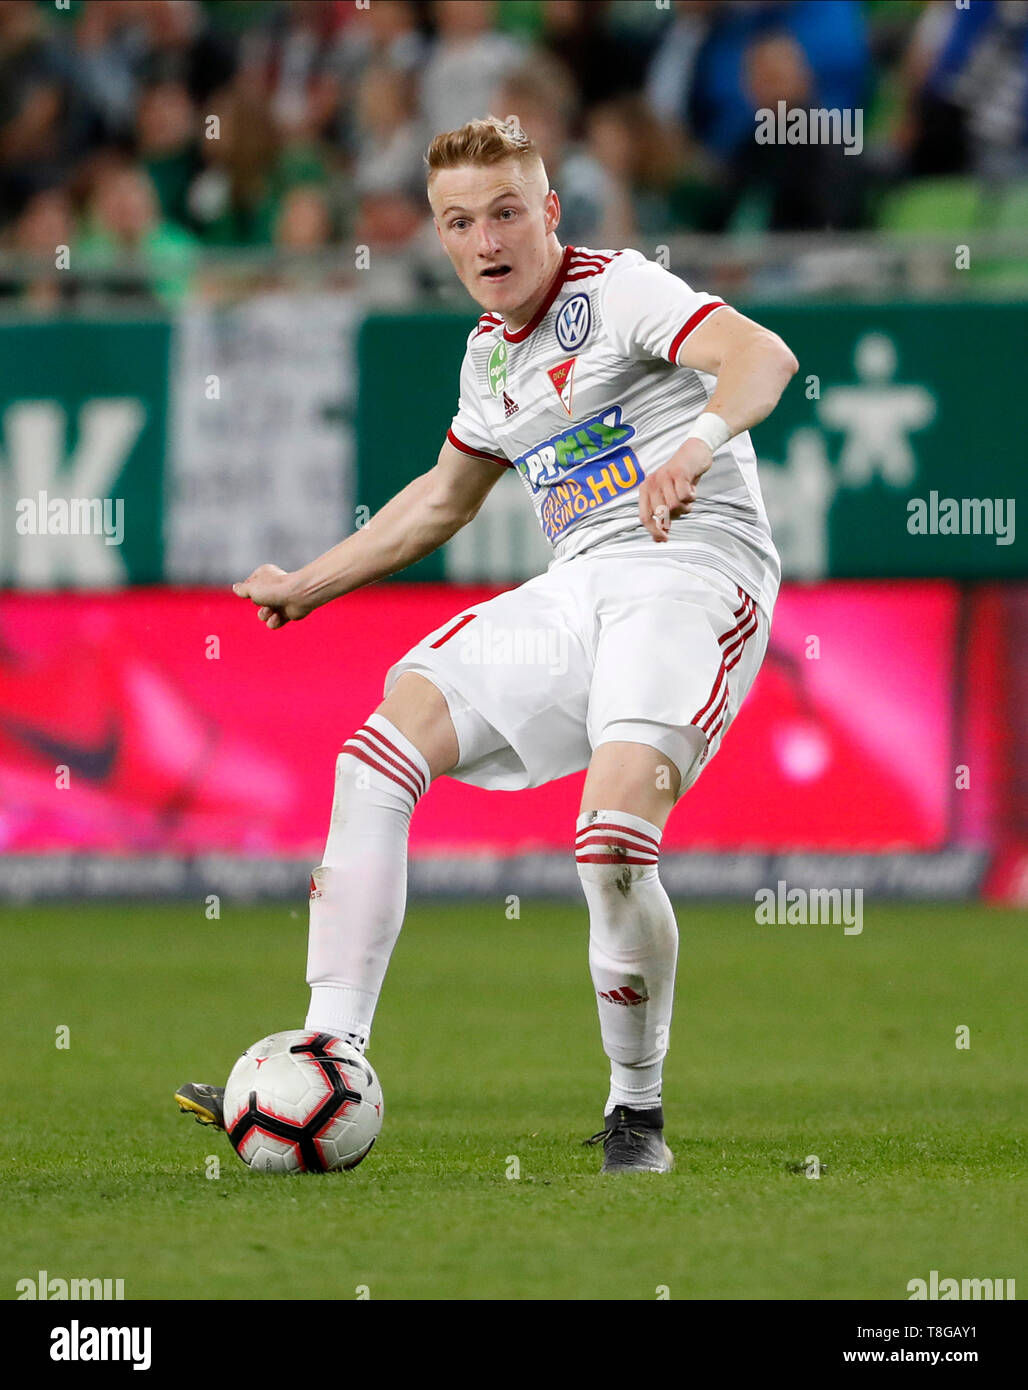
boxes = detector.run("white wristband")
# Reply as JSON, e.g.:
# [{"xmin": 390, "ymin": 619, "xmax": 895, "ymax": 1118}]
[{"xmin": 685, "ymin": 411, "xmax": 731, "ymax": 454}]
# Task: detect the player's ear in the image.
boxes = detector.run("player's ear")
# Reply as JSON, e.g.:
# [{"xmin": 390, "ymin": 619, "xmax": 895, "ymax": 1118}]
[{"xmin": 545, "ymin": 189, "xmax": 561, "ymax": 233}]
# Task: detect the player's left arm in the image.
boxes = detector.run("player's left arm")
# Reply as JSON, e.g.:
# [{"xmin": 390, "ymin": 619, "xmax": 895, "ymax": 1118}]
[{"xmin": 639, "ymin": 307, "xmax": 798, "ymax": 542}]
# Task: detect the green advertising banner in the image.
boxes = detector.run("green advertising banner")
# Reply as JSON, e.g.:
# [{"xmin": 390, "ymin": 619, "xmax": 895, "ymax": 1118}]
[
  {"xmin": 753, "ymin": 301, "xmax": 1025, "ymax": 580},
  {"xmin": 0, "ymin": 299, "xmax": 1022, "ymax": 587},
  {"xmin": 0, "ymin": 320, "xmax": 170, "ymax": 586},
  {"xmin": 356, "ymin": 301, "xmax": 1027, "ymax": 581},
  {"xmin": 0, "ymin": 299, "xmax": 358, "ymax": 589}
]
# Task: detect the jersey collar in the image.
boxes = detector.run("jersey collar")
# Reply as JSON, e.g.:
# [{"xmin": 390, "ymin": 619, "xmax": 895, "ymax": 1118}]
[{"xmin": 502, "ymin": 244, "xmax": 574, "ymax": 344}]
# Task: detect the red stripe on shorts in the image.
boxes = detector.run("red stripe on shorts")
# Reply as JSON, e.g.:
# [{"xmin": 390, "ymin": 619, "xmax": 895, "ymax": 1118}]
[
  {"xmin": 690, "ymin": 590, "xmax": 760, "ymax": 734},
  {"xmin": 429, "ymin": 613, "xmax": 476, "ymax": 648}
]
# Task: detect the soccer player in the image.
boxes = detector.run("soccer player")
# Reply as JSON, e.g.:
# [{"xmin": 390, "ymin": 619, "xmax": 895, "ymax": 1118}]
[{"xmin": 177, "ymin": 116, "xmax": 797, "ymax": 1172}]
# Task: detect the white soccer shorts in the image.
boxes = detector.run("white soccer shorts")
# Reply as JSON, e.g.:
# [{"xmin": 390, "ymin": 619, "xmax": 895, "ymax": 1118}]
[{"xmin": 384, "ymin": 553, "xmax": 770, "ymax": 797}]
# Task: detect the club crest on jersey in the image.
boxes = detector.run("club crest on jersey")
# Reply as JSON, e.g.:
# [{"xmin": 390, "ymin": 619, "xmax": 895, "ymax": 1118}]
[
  {"xmin": 547, "ymin": 357, "xmax": 576, "ymax": 415},
  {"xmin": 555, "ymin": 293, "xmax": 591, "ymax": 351},
  {"xmin": 487, "ymin": 338, "xmax": 508, "ymax": 397}
]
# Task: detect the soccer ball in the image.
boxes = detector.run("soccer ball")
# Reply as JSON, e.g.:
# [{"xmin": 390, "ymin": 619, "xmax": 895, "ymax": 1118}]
[{"xmin": 223, "ymin": 1030, "xmax": 383, "ymax": 1173}]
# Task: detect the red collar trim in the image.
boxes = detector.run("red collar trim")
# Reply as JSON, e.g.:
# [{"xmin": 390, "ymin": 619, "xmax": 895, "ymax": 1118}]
[{"xmin": 503, "ymin": 244, "xmax": 573, "ymax": 343}]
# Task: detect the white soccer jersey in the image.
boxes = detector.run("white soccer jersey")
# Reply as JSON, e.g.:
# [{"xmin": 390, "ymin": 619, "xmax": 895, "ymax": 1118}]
[{"xmin": 447, "ymin": 245, "xmax": 781, "ymax": 618}]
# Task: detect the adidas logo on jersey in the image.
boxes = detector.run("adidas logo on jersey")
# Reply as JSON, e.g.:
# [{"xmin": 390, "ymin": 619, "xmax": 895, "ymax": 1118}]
[{"xmin": 503, "ymin": 391, "xmax": 519, "ymax": 417}]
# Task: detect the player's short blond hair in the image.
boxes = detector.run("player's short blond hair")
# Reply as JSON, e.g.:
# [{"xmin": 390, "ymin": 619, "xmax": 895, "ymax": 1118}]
[{"xmin": 425, "ymin": 116, "xmax": 543, "ymax": 188}]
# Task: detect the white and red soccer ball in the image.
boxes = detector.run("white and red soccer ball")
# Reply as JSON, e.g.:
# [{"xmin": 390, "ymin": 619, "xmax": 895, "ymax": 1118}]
[{"xmin": 224, "ymin": 1030, "xmax": 383, "ymax": 1173}]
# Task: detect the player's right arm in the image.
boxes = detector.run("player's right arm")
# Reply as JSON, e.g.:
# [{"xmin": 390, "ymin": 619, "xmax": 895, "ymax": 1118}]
[{"xmin": 233, "ymin": 439, "xmax": 505, "ymax": 629}]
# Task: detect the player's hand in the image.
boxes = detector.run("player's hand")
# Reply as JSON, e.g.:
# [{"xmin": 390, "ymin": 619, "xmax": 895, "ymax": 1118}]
[
  {"xmin": 639, "ymin": 441, "xmax": 713, "ymax": 542},
  {"xmin": 232, "ymin": 564, "xmax": 309, "ymax": 629}
]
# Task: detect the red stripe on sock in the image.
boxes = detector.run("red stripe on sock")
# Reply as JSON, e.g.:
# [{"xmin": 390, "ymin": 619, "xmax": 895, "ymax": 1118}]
[
  {"xmin": 576, "ymin": 820, "xmax": 661, "ymax": 850},
  {"xmin": 576, "ymin": 854, "xmax": 659, "ymax": 865},
  {"xmin": 342, "ymin": 742, "xmax": 420, "ymax": 803},
  {"xmin": 576, "ymin": 836, "xmax": 660, "ymax": 859},
  {"xmin": 346, "ymin": 730, "xmax": 422, "ymax": 799},
  {"xmin": 362, "ymin": 724, "xmax": 427, "ymax": 797}
]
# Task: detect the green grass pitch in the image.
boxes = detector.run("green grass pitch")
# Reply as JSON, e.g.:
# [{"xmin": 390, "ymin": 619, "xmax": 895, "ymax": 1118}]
[{"xmin": 2, "ymin": 899, "xmax": 1025, "ymax": 1301}]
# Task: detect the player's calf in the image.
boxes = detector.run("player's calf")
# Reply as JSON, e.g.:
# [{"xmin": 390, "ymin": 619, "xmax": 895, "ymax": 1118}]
[{"xmin": 576, "ymin": 807, "xmax": 679, "ymax": 1170}]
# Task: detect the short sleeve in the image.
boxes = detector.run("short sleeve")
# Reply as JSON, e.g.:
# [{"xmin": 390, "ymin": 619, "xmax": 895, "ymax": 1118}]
[
  {"xmin": 600, "ymin": 257, "xmax": 727, "ymax": 364},
  {"xmin": 446, "ymin": 344, "xmax": 510, "ymax": 468}
]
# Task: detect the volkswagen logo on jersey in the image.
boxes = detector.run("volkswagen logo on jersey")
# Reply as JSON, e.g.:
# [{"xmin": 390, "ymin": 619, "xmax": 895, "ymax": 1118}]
[{"xmin": 555, "ymin": 294, "xmax": 591, "ymax": 351}]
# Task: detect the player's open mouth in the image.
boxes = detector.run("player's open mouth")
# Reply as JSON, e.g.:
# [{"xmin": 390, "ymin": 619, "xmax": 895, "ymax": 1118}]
[{"xmin": 481, "ymin": 265, "xmax": 512, "ymax": 280}]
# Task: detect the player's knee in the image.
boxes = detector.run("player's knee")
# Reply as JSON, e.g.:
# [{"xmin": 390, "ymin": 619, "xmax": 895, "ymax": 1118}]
[
  {"xmin": 594, "ymin": 722, "xmax": 705, "ymax": 802},
  {"xmin": 574, "ymin": 812, "xmax": 663, "ymax": 900},
  {"xmin": 577, "ymin": 855, "xmax": 657, "ymax": 906},
  {"xmin": 332, "ymin": 717, "xmax": 430, "ymax": 818},
  {"xmin": 376, "ymin": 673, "xmax": 458, "ymax": 779}
]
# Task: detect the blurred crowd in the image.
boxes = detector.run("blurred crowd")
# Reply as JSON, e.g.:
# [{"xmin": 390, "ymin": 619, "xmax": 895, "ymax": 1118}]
[{"xmin": 2, "ymin": 0, "xmax": 1028, "ymax": 305}]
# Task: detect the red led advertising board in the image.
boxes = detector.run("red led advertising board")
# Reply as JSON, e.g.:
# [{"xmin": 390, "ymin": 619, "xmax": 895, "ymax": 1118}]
[{"xmin": 0, "ymin": 582, "xmax": 992, "ymax": 859}]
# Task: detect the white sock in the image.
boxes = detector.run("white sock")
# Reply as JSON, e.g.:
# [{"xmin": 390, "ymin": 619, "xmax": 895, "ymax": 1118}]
[
  {"xmin": 304, "ymin": 713, "xmax": 429, "ymax": 1051},
  {"xmin": 576, "ymin": 810, "xmax": 678, "ymax": 1114}
]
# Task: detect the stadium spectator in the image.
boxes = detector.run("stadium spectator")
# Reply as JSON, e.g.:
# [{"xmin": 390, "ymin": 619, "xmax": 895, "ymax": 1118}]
[
  {"xmin": 275, "ymin": 182, "xmax": 333, "ymax": 251},
  {"xmin": 70, "ymin": 0, "xmax": 235, "ymax": 150},
  {"xmin": 889, "ymin": 2, "xmax": 969, "ymax": 178},
  {"xmin": 0, "ymin": 0, "xmax": 75, "ymax": 224},
  {"xmin": 646, "ymin": 0, "xmax": 711, "ymax": 132},
  {"xmin": 730, "ymin": 30, "xmax": 867, "ymax": 230},
  {"xmin": 645, "ymin": 0, "xmax": 870, "ymax": 229},
  {"xmin": 333, "ymin": 0, "xmax": 427, "ymax": 161},
  {"xmin": 355, "ymin": 189, "xmax": 425, "ymax": 251},
  {"xmin": 419, "ymin": 0, "xmax": 527, "ymax": 136},
  {"xmin": 1, "ymin": 0, "xmax": 1019, "ymax": 285},
  {"xmin": 136, "ymin": 79, "xmax": 201, "ymax": 229},
  {"xmin": 582, "ymin": 98, "xmax": 641, "ymax": 248},
  {"xmin": 4, "ymin": 185, "xmax": 75, "ymax": 308},
  {"xmin": 79, "ymin": 159, "xmax": 199, "ymax": 304},
  {"xmin": 265, "ymin": 180, "xmax": 360, "ymax": 297},
  {"xmin": 69, "ymin": 0, "xmax": 146, "ymax": 146},
  {"xmin": 334, "ymin": 0, "xmax": 427, "ymax": 91},
  {"xmin": 913, "ymin": 0, "xmax": 1028, "ymax": 181},
  {"xmin": 540, "ymin": 0, "xmax": 656, "ymax": 110},
  {"xmin": 240, "ymin": 0, "xmax": 344, "ymax": 146},
  {"xmin": 496, "ymin": 57, "xmax": 619, "ymax": 246},
  {"xmin": 137, "ymin": 0, "xmax": 237, "ymax": 106},
  {"xmin": 352, "ymin": 63, "xmax": 425, "ymax": 201},
  {"xmin": 586, "ymin": 93, "xmax": 689, "ymax": 244},
  {"xmin": 186, "ymin": 82, "xmax": 284, "ymax": 245}
]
